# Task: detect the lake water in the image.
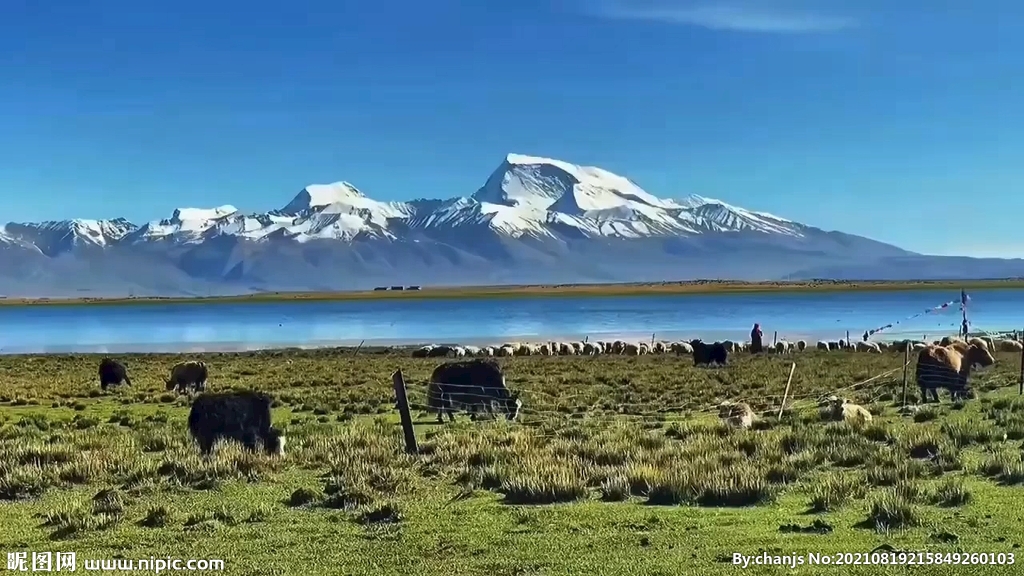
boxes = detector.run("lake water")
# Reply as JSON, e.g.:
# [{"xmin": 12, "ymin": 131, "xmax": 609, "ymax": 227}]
[{"xmin": 0, "ymin": 289, "xmax": 1020, "ymax": 355}]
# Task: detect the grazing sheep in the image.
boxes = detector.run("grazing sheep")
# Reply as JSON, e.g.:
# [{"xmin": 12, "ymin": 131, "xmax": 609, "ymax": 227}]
[
  {"xmin": 916, "ymin": 343, "xmax": 995, "ymax": 403},
  {"xmin": 827, "ymin": 341, "xmax": 840, "ymax": 351},
  {"xmin": 912, "ymin": 342, "xmax": 928, "ymax": 351},
  {"xmin": 583, "ymin": 342, "xmax": 599, "ymax": 355},
  {"xmin": 855, "ymin": 341, "xmax": 881, "ymax": 354},
  {"xmin": 98, "ymin": 358, "xmax": 132, "ymax": 391},
  {"xmin": 671, "ymin": 342, "xmax": 693, "ymax": 355},
  {"xmin": 426, "ymin": 359, "xmax": 522, "ymax": 423},
  {"xmin": 412, "ymin": 346, "xmax": 433, "ymax": 358},
  {"xmin": 820, "ymin": 396, "xmax": 872, "ymax": 425},
  {"xmin": 638, "ymin": 343, "xmax": 650, "ymax": 355},
  {"xmin": 188, "ymin": 390, "xmax": 285, "ymax": 456},
  {"xmin": 816, "ymin": 341, "xmax": 829, "ymax": 351},
  {"xmin": 452, "ymin": 346, "xmax": 467, "ymax": 358},
  {"xmin": 774, "ymin": 341, "xmax": 792, "ymax": 354},
  {"xmin": 622, "ymin": 343, "xmax": 640, "ymax": 355},
  {"xmin": 570, "ymin": 342, "xmax": 583, "ymax": 355},
  {"xmin": 482, "ymin": 347, "xmax": 496, "ymax": 357},
  {"xmin": 691, "ymin": 340, "xmax": 728, "ymax": 367},
  {"xmin": 166, "ymin": 361, "xmax": 208, "ymax": 394},
  {"xmin": 653, "ymin": 342, "xmax": 667, "ymax": 354},
  {"xmin": 967, "ymin": 337, "xmax": 991, "ymax": 352},
  {"xmin": 718, "ymin": 401, "xmax": 756, "ymax": 429},
  {"xmin": 998, "ymin": 339, "xmax": 1024, "ymax": 352},
  {"xmin": 539, "ymin": 344, "xmax": 551, "ymax": 356},
  {"xmin": 796, "ymin": 340, "xmax": 807, "ymax": 351},
  {"xmin": 463, "ymin": 346, "xmax": 482, "ymax": 356},
  {"xmin": 497, "ymin": 345, "xmax": 515, "ymax": 357},
  {"xmin": 427, "ymin": 345, "xmax": 454, "ymax": 358},
  {"xmin": 939, "ymin": 336, "xmax": 963, "ymax": 347}
]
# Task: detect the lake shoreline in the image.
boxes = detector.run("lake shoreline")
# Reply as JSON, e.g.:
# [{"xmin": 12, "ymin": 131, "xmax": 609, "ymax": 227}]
[
  {"xmin": 2, "ymin": 330, "xmax": 1015, "ymax": 357},
  {"xmin": 2, "ymin": 278, "xmax": 1022, "ymax": 308}
]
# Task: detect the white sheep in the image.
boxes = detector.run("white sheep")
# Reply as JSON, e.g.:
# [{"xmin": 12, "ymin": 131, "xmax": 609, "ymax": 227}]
[
  {"xmin": 820, "ymin": 396, "xmax": 872, "ymax": 425},
  {"xmin": 670, "ymin": 342, "xmax": 693, "ymax": 355},
  {"xmin": 999, "ymin": 339, "xmax": 1024, "ymax": 352},
  {"xmin": 718, "ymin": 401, "xmax": 756, "ymax": 429}
]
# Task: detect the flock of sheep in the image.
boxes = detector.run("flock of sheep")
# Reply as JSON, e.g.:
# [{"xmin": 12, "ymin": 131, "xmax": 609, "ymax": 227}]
[{"xmin": 409, "ymin": 334, "xmax": 1024, "ymax": 359}]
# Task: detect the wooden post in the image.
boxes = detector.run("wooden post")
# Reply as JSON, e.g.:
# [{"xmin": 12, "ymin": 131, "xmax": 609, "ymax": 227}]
[
  {"xmin": 778, "ymin": 362, "xmax": 797, "ymax": 419},
  {"xmin": 392, "ymin": 370, "xmax": 418, "ymax": 454},
  {"xmin": 651, "ymin": 333, "xmax": 656, "ymax": 347},
  {"xmin": 1019, "ymin": 328, "xmax": 1024, "ymax": 396},
  {"xmin": 773, "ymin": 331, "xmax": 778, "ymax": 347},
  {"xmin": 353, "ymin": 339, "xmax": 365, "ymax": 356},
  {"xmin": 902, "ymin": 343, "xmax": 910, "ymax": 407},
  {"xmin": 846, "ymin": 331, "xmax": 850, "ymax": 349}
]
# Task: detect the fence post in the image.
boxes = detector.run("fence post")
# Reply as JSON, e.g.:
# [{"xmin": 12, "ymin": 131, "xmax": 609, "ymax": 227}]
[
  {"xmin": 846, "ymin": 331, "xmax": 850, "ymax": 349},
  {"xmin": 773, "ymin": 331, "xmax": 778, "ymax": 347},
  {"xmin": 392, "ymin": 369, "xmax": 418, "ymax": 454},
  {"xmin": 778, "ymin": 362, "xmax": 797, "ymax": 419},
  {"xmin": 353, "ymin": 339, "xmax": 365, "ymax": 356},
  {"xmin": 1019, "ymin": 328, "xmax": 1024, "ymax": 396},
  {"xmin": 902, "ymin": 343, "xmax": 910, "ymax": 407}
]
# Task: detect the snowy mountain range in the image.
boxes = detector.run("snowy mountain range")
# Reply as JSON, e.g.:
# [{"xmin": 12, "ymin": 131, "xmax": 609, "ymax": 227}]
[{"xmin": 2, "ymin": 153, "xmax": 1023, "ymax": 298}]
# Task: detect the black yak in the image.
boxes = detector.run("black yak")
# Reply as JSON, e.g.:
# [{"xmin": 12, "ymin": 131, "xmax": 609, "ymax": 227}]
[
  {"xmin": 187, "ymin": 390, "xmax": 285, "ymax": 455},
  {"xmin": 915, "ymin": 342, "xmax": 995, "ymax": 402},
  {"xmin": 690, "ymin": 339, "xmax": 728, "ymax": 367},
  {"xmin": 426, "ymin": 359, "xmax": 522, "ymax": 423},
  {"xmin": 166, "ymin": 360, "xmax": 208, "ymax": 393},
  {"xmin": 98, "ymin": 358, "xmax": 132, "ymax": 390}
]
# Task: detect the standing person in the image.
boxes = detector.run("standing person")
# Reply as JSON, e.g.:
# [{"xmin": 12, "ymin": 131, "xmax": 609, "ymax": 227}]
[{"xmin": 750, "ymin": 323, "xmax": 763, "ymax": 353}]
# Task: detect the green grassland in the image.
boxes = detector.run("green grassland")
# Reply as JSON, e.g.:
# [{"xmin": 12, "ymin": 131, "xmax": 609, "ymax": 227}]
[
  {"xmin": 2, "ymin": 348, "xmax": 1024, "ymax": 575},
  {"xmin": 4, "ymin": 278, "xmax": 1024, "ymax": 307}
]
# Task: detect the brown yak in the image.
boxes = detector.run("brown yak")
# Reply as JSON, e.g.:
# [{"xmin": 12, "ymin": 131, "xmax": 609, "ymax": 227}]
[{"xmin": 915, "ymin": 343, "xmax": 994, "ymax": 403}]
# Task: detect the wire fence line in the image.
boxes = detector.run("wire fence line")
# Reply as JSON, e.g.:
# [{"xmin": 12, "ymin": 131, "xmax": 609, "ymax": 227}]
[
  {"xmin": 391, "ymin": 358, "xmax": 934, "ymax": 429},
  {"xmin": 390, "ymin": 345, "xmax": 1024, "ymax": 440}
]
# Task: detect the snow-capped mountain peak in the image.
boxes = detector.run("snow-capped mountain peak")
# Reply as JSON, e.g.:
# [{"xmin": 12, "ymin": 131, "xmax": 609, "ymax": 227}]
[
  {"xmin": 0, "ymin": 218, "xmax": 137, "ymax": 256},
  {"xmin": 0, "ymin": 152, "xmax": 941, "ymax": 297},
  {"xmin": 2, "ymin": 153, "xmax": 810, "ymax": 254},
  {"xmin": 171, "ymin": 206, "xmax": 238, "ymax": 222}
]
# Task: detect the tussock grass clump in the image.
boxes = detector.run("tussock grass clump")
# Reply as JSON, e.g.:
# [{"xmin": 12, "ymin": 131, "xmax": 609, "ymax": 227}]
[
  {"xmin": 139, "ymin": 505, "xmax": 174, "ymax": 528},
  {"xmin": 808, "ymin": 472, "xmax": 865, "ymax": 512},
  {"xmin": 941, "ymin": 419, "xmax": 1001, "ymax": 447},
  {"xmin": 500, "ymin": 456, "xmax": 591, "ymax": 505},
  {"xmin": 288, "ymin": 487, "xmax": 321, "ymax": 507},
  {"xmin": 91, "ymin": 488, "xmax": 126, "ymax": 516},
  {"xmin": 932, "ymin": 477, "xmax": 972, "ymax": 507},
  {"xmin": 646, "ymin": 459, "xmax": 778, "ymax": 507},
  {"xmin": 980, "ymin": 451, "xmax": 1024, "ymax": 485},
  {"xmin": 599, "ymin": 475, "xmax": 630, "ymax": 501},
  {"xmin": 356, "ymin": 501, "xmax": 403, "ymax": 525},
  {"xmin": 867, "ymin": 484, "xmax": 923, "ymax": 532},
  {"xmin": 866, "ymin": 450, "xmax": 927, "ymax": 487},
  {"xmin": 43, "ymin": 500, "xmax": 120, "ymax": 539}
]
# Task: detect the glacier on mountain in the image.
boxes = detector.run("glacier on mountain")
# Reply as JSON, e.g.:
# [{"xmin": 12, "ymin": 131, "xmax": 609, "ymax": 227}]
[{"xmin": 1, "ymin": 153, "xmax": 1021, "ymax": 297}]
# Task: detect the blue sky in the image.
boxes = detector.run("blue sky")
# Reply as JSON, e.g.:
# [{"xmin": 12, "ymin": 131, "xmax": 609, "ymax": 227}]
[{"xmin": 1, "ymin": 0, "xmax": 1022, "ymax": 257}]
